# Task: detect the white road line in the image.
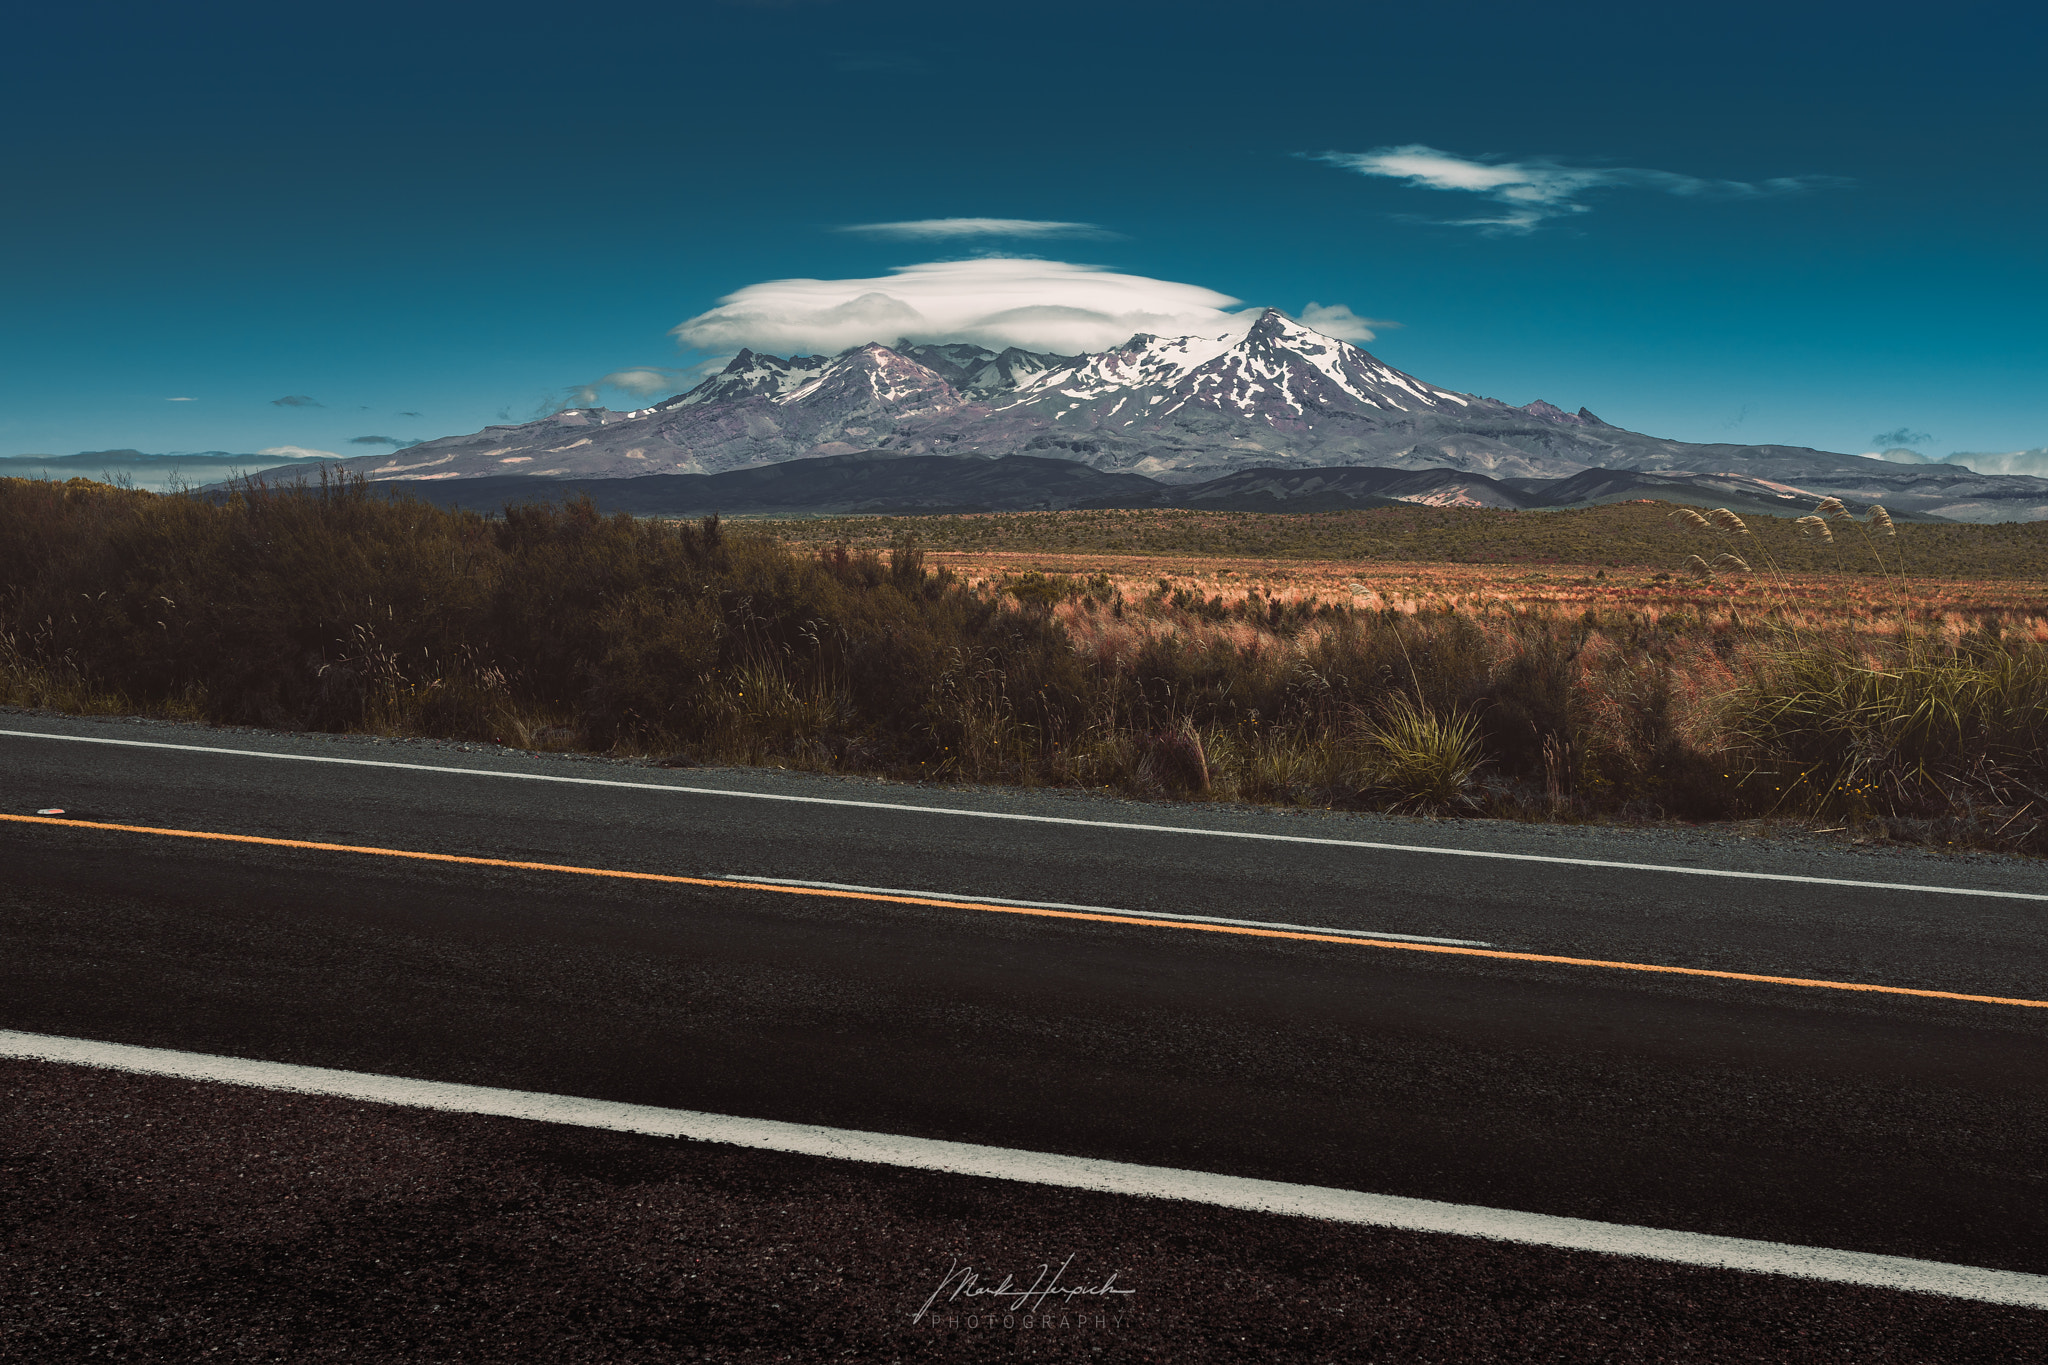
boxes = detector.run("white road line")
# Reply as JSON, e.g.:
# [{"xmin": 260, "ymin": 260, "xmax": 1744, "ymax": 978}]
[
  {"xmin": 6, "ymin": 1028, "xmax": 2045, "ymax": 1310},
  {"xmin": 723, "ymin": 874, "xmax": 1495, "ymax": 946},
  {"xmin": 7, "ymin": 727, "xmax": 2045, "ymax": 903}
]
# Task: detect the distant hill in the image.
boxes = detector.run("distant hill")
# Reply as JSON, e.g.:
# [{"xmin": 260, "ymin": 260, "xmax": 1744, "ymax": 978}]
[
  {"xmin": 1, "ymin": 449, "xmax": 320, "ymax": 492},
  {"xmin": 329, "ymin": 451, "xmax": 1999, "ymax": 523}
]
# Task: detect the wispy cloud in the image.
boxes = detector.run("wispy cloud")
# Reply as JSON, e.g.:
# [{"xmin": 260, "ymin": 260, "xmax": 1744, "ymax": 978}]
[
  {"xmin": 1873, "ymin": 426, "xmax": 1932, "ymax": 448},
  {"xmin": 1865, "ymin": 444, "xmax": 2048, "ymax": 476},
  {"xmin": 838, "ymin": 218, "xmax": 1118, "ymax": 241},
  {"xmin": 560, "ymin": 366, "xmax": 706, "ymax": 409},
  {"xmin": 399, "ymin": 411, "xmax": 423, "ymax": 418},
  {"xmin": 674, "ymin": 259, "xmax": 1243, "ymax": 355},
  {"xmin": 348, "ymin": 435, "xmax": 420, "ymax": 448},
  {"xmin": 1315, "ymin": 145, "xmax": 1844, "ymax": 235},
  {"xmin": 256, "ymin": 445, "xmax": 340, "ymax": 459},
  {"xmin": 270, "ymin": 394, "xmax": 322, "ymax": 408},
  {"xmin": 1943, "ymin": 447, "xmax": 2048, "ymax": 477},
  {"xmin": 167, "ymin": 396, "xmax": 196, "ymax": 402},
  {"xmin": 1292, "ymin": 303, "xmax": 1395, "ymax": 343}
]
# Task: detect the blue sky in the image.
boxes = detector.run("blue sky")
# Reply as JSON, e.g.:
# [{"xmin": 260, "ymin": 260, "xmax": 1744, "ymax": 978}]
[{"xmin": 4, "ymin": 0, "xmax": 2041, "ymax": 468}]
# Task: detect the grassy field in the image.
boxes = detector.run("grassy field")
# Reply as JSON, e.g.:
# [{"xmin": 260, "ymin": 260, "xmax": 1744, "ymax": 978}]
[
  {"xmin": 751, "ymin": 502, "xmax": 2048, "ymax": 580},
  {"xmin": 6, "ymin": 476, "xmax": 2044, "ymax": 855},
  {"xmin": 887, "ymin": 552, "xmax": 2048, "ymax": 627}
]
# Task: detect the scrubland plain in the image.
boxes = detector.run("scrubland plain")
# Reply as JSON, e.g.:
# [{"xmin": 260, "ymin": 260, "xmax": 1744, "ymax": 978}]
[
  {"xmin": 902, "ymin": 552, "xmax": 2048, "ymax": 626},
  {"xmin": 756, "ymin": 503, "xmax": 2048, "ymax": 581},
  {"xmin": 4, "ymin": 478, "xmax": 2043, "ymax": 855}
]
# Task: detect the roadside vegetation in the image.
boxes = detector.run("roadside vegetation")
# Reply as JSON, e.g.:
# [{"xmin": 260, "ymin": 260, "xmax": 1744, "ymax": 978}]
[
  {"xmin": 758, "ymin": 503, "xmax": 2048, "ymax": 579},
  {"xmin": 4, "ymin": 475, "xmax": 2043, "ymax": 855}
]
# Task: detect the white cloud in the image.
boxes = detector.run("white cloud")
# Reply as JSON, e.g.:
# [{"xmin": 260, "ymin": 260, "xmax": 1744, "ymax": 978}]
[
  {"xmin": 839, "ymin": 218, "xmax": 1116, "ymax": 240},
  {"xmin": 167, "ymin": 396, "xmax": 197, "ymax": 402},
  {"xmin": 1292, "ymin": 303, "xmax": 1393, "ymax": 343},
  {"xmin": 561, "ymin": 364, "xmax": 724, "ymax": 408},
  {"xmin": 673, "ymin": 259, "xmax": 1246, "ymax": 355},
  {"xmin": 1317, "ymin": 145, "xmax": 1841, "ymax": 235},
  {"xmin": 598, "ymin": 368, "xmax": 682, "ymax": 394},
  {"xmin": 568, "ymin": 368, "xmax": 678, "ymax": 405},
  {"xmin": 1861, "ymin": 446, "xmax": 2048, "ymax": 476},
  {"xmin": 256, "ymin": 445, "xmax": 341, "ymax": 460},
  {"xmin": 1939, "ymin": 448, "xmax": 2048, "ymax": 477}
]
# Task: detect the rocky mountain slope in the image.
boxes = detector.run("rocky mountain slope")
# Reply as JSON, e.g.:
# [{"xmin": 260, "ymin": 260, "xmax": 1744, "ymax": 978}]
[
  {"xmin": 249, "ymin": 310, "xmax": 2048, "ymax": 521},
  {"xmin": 293, "ymin": 311, "xmax": 1882, "ymax": 484}
]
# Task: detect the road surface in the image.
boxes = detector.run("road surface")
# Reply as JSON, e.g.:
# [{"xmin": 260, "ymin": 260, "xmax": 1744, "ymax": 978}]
[{"xmin": 3, "ymin": 712, "xmax": 2044, "ymax": 1358}]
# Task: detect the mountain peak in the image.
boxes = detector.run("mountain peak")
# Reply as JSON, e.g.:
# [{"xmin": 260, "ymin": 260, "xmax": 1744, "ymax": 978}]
[
  {"xmin": 779, "ymin": 344, "xmax": 961, "ymax": 413},
  {"xmin": 291, "ymin": 313, "xmax": 1898, "ymax": 497},
  {"xmin": 1520, "ymin": 399, "xmax": 1603, "ymax": 427},
  {"xmin": 1243, "ymin": 306, "xmax": 1305, "ymax": 338},
  {"xmin": 669, "ymin": 347, "xmax": 829, "ymax": 408}
]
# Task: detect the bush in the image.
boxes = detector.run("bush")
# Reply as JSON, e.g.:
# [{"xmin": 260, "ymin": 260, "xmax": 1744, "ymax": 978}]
[
  {"xmin": 0, "ymin": 475, "xmax": 1076, "ymax": 773},
  {"xmin": 4, "ymin": 475, "xmax": 2040, "ymax": 852}
]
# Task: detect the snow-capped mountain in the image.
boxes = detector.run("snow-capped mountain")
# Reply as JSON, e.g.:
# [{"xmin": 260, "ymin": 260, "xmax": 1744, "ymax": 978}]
[{"xmin": 289, "ymin": 309, "xmax": 1930, "ymax": 488}]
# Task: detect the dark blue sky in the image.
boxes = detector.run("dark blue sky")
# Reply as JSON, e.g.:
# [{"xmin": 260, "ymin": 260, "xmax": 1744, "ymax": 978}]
[{"xmin": 5, "ymin": 0, "xmax": 2041, "ymax": 464}]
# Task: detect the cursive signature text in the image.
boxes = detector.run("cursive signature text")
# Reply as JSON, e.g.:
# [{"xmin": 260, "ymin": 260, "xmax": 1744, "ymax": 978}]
[{"xmin": 913, "ymin": 1254, "xmax": 1134, "ymax": 1324}]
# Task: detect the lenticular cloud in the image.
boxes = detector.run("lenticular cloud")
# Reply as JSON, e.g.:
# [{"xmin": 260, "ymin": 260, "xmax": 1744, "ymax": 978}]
[{"xmin": 671, "ymin": 259, "xmax": 1245, "ymax": 356}]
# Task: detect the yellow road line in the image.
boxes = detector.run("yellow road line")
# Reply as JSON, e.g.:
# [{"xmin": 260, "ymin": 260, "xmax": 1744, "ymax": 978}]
[{"xmin": 7, "ymin": 812, "xmax": 2045, "ymax": 1010}]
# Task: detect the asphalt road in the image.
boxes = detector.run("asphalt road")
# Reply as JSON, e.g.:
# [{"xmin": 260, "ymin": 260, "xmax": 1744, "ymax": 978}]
[
  {"xmin": 4, "ymin": 712, "xmax": 2046, "ymax": 1290},
  {"xmin": 13, "ymin": 1059, "xmax": 2045, "ymax": 1364}
]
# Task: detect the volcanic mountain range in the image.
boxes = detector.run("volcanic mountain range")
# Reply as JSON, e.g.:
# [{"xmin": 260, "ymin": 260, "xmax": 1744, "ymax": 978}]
[{"xmin": 256, "ymin": 310, "xmax": 2048, "ymax": 522}]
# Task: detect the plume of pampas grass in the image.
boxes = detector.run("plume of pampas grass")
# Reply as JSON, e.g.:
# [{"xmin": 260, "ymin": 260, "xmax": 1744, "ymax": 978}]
[
  {"xmin": 1795, "ymin": 515, "xmax": 1834, "ymax": 542},
  {"xmin": 1867, "ymin": 506, "xmax": 1896, "ymax": 536},
  {"xmin": 1668, "ymin": 508, "xmax": 1711, "ymax": 531},
  {"xmin": 1681, "ymin": 554, "xmax": 1715, "ymax": 580},
  {"xmin": 1708, "ymin": 508, "xmax": 1751, "ymax": 535},
  {"xmin": 1711, "ymin": 553, "xmax": 1751, "ymax": 572},
  {"xmin": 1815, "ymin": 496, "xmax": 1853, "ymax": 524}
]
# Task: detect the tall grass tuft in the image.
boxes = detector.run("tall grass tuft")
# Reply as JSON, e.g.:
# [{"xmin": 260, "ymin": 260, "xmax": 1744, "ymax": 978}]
[
  {"xmin": 1735, "ymin": 633, "xmax": 2048, "ymax": 844},
  {"xmin": 1355, "ymin": 695, "xmax": 1485, "ymax": 813}
]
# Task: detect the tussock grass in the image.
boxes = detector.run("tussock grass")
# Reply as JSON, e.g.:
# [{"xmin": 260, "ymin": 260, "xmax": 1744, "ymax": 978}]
[
  {"xmin": 1736, "ymin": 633, "xmax": 2048, "ymax": 834},
  {"xmin": 4, "ymin": 475, "xmax": 2043, "ymax": 854},
  {"xmin": 1354, "ymin": 695, "xmax": 1485, "ymax": 813}
]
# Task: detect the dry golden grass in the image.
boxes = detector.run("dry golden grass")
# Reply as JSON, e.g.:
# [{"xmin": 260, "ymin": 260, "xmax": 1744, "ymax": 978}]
[
  {"xmin": 755, "ymin": 501, "xmax": 2048, "ymax": 580},
  {"xmin": 906, "ymin": 549, "xmax": 2048, "ymax": 639}
]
